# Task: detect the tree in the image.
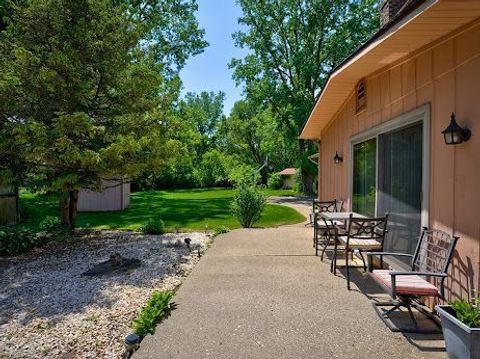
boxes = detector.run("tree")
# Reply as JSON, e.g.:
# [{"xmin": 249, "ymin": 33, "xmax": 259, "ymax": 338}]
[
  {"xmin": 0, "ymin": 0, "xmax": 207, "ymax": 229},
  {"xmin": 230, "ymin": 0, "xmax": 379, "ymax": 193},
  {"xmin": 177, "ymin": 91, "xmax": 226, "ymax": 160},
  {"xmin": 218, "ymin": 100, "xmax": 296, "ymax": 182}
]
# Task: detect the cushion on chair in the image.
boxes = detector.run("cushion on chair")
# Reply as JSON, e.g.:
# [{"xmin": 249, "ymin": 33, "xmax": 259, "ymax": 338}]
[
  {"xmin": 372, "ymin": 269, "xmax": 439, "ymax": 297},
  {"xmin": 316, "ymin": 220, "xmax": 343, "ymax": 228},
  {"xmin": 337, "ymin": 236, "xmax": 382, "ymax": 250}
]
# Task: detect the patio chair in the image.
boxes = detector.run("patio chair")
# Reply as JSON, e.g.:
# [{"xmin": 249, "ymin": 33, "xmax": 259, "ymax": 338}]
[
  {"xmin": 311, "ymin": 199, "xmax": 337, "ymax": 251},
  {"xmin": 367, "ymin": 227, "xmax": 459, "ymax": 333},
  {"xmin": 332, "ymin": 213, "xmax": 389, "ymax": 290}
]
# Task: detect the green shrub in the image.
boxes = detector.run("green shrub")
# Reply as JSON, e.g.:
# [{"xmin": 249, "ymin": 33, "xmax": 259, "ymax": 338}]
[
  {"xmin": 131, "ymin": 290, "xmax": 175, "ymax": 337},
  {"xmin": 0, "ymin": 226, "xmax": 38, "ymax": 256},
  {"xmin": 38, "ymin": 216, "xmax": 71, "ymax": 240},
  {"xmin": 451, "ymin": 299, "xmax": 480, "ymax": 327},
  {"xmin": 267, "ymin": 173, "xmax": 283, "ymax": 190},
  {"xmin": 230, "ymin": 185, "xmax": 266, "ymax": 228},
  {"xmin": 213, "ymin": 225, "xmax": 230, "ymax": 236},
  {"xmin": 141, "ymin": 218, "xmax": 165, "ymax": 235}
]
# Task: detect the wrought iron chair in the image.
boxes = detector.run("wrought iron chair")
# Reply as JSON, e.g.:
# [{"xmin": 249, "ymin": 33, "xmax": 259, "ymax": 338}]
[
  {"xmin": 367, "ymin": 227, "xmax": 458, "ymax": 333},
  {"xmin": 312, "ymin": 199, "xmax": 337, "ymax": 253},
  {"xmin": 332, "ymin": 213, "xmax": 389, "ymax": 290}
]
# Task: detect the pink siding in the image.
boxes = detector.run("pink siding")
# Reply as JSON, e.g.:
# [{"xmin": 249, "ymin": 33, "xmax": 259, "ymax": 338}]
[{"xmin": 318, "ymin": 20, "xmax": 480, "ymax": 301}]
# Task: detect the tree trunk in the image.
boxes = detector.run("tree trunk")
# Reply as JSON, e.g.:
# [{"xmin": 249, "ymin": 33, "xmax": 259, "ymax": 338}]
[{"xmin": 60, "ymin": 190, "xmax": 79, "ymax": 231}]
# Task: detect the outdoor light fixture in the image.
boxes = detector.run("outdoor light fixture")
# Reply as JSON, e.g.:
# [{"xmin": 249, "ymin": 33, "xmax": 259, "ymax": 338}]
[
  {"xmin": 333, "ymin": 151, "xmax": 343, "ymax": 164},
  {"xmin": 442, "ymin": 113, "xmax": 471, "ymax": 145}
]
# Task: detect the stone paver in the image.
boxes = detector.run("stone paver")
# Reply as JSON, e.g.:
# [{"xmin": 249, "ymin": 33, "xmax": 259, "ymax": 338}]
[{"xmin": 135, "ymin": 199, "xmax": 446, "ymax": 359}]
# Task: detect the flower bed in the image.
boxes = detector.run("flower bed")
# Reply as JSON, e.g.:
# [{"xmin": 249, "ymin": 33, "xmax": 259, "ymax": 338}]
[{"xmin": 0, "ymin": 231, "xmax": 208, "ymax": 358}]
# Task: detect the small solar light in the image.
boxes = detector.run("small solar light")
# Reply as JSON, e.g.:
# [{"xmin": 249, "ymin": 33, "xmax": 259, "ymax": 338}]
[
  {"xmin": 124, "ymin": 333, "xmax": 140, "ymax": 354},
  {"xmin": 184, "ymin": 237, "xmax": 191, "ymax": 248}
]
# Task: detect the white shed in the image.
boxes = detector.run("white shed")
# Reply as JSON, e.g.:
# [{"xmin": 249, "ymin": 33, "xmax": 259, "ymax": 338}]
[{"xmin": 77, "ymin": 180, "xmax": 130, "ymax": 212}]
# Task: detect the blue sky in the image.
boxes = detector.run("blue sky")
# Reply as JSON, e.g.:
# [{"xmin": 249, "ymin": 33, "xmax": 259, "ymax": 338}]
[{"xmin": 179, "ymin": 0, "xmax": 248, "ymax": 116}]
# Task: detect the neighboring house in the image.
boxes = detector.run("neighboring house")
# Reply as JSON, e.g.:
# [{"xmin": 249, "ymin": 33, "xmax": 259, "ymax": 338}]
[
  {"xmin": 0, "ymin": 186, "xmax": 17, "ymax": 225},
  {"xmin": 300, "ymin": 0, "xmax": 480, "ymax": 301},
  {"xmin": 77, "ymin": 179, "xmax": 130, "ymax": 212},
  {"xmin": 277, "ymin": 168, "xmax": 297, "ymax": 189}
]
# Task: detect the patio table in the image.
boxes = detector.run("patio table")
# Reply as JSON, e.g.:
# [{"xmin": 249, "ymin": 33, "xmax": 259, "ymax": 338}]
[{"xmin": 318, "ymin": 212, "xmax": 366, "ymax": 272}]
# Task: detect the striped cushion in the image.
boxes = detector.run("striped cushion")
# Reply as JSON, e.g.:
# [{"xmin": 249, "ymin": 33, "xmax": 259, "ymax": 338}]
[
  {"xmin": 337, "ymin": 236, "xmax": 382, "ymax": 249},
  {"xmin": 372, "ymin": 269, "xmax": 439, "ymax": 297}
]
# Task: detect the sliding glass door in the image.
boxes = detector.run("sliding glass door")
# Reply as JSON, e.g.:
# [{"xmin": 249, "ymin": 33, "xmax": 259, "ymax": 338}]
[
  {"xmin": 377, "ymin": 122, "xmax": 423, "ymax": 255},
  {"xmin": 351, "ymin": 120, "xmax": 424, "ymax": 259},
  {"xmin": 352, "ymin": 138, "xmax": 376, "ymax": 217}
]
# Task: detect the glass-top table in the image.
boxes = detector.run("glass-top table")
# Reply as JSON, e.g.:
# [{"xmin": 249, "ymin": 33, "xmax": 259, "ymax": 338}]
[{"xmin": 319, "ymin": 211, "xmax": 366, "ymax": 221}]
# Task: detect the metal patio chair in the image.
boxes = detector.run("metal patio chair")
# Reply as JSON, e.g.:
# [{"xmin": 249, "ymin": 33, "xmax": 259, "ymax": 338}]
[
  {"xmin": 367, "ymin": 227, "xmax": 459, "ymax": 333},
  {"xmin": 332, "ymin": 213, "xmax": 389, "ymax": 290},
  {"xmin": 311, "ymin": 199, "xmax": 337, "ymax": 252}
]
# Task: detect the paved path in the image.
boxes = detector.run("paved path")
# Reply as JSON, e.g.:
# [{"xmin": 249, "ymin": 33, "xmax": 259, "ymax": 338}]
[{"xmin": 135, "ymin": 198, "xmax": 445, "ymax": 359}]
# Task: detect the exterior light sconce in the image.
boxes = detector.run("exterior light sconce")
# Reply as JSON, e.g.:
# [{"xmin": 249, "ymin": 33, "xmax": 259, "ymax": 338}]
[
  {"xmin": 442, "ymin": 113, "xmax": 471, "ymax": 145},
  {"xmin": 333, "ymin": 151, "xmax": 343, "ymax": 164}
]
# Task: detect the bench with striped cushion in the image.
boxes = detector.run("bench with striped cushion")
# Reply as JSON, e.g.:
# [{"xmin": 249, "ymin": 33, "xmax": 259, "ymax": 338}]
[{"xmin": 371, "ymin": 269, "xmax": 439, "ymax": 297}]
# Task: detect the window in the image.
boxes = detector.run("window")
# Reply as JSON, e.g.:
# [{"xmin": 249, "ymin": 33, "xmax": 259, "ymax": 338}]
[
  {"xmin": 352, "ymin": 138, "xmax": 376, "ymax": 217},
  {"xmin": 356, "ymin": 79, "xmax": 366, "ymax": 112}
]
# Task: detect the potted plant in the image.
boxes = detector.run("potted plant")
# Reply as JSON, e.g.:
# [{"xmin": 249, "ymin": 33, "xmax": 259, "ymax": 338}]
[{"xmin": 436, "ymin": 299, "xmax": 480, "ymax": 359}]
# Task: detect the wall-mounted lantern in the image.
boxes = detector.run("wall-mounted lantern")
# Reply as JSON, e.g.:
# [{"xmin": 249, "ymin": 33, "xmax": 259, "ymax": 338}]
[
  {"xmin": 333, "ymin": 151, "xmax": 343, "ymax": 164},
  {"xmin": 442, "ymin": 113, "xmax": 471, "ymax": 145}
]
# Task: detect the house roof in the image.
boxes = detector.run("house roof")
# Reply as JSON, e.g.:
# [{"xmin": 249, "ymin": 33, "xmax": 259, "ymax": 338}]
[
  {"xmin": 300, "ymin": 0, "xmax": 480, "ymax": 140},
  {"xmin": 278, "ymin": 168, "xmax": 297, "ymax": 176}
]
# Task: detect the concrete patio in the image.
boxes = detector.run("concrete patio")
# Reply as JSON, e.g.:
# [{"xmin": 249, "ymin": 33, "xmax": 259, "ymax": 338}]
[{"xmin": 135, "ymin": 199, "xmax": 446, "ymax": 359}]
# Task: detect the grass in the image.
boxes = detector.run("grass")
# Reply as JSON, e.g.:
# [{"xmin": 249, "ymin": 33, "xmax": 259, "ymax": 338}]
[{"xmin": 18, "ymin": 188, "xmax": 305, "ymax": 232}]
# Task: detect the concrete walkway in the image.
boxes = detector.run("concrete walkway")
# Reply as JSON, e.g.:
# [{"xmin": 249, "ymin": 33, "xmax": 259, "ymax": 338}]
[{"xmin": 135, "ymin": 198, "xmax": 446, "ymax": 359}]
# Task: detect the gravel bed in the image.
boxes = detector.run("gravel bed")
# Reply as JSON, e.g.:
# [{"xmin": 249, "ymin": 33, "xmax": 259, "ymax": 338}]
[{"xmin": 0, "ymin": 231, "xmax": 209, "ymax": 358}]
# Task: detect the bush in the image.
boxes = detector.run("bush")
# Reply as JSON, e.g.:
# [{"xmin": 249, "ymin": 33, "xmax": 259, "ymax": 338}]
[
  {"xmin": 131, "ymin": 290, "xmax": 175, "ymax": 337},
  {"xmin": 38, "ymin": 216, "xmax": 71, "ymax": 240},
  {"xmin": 213, "ymin": 225, "xmax": 230, "ymax": 237},
  {"xmin": 0, "ymin": 226, "xmax": 38, "ymax": 256},
  {"xmin": 141, "ymin": 218, "xmax": 165, "ymax": 235},
  {"xmin": 230, "ymin": 185, "xmax": 266, "ymax": 228},
  {"xmin": 267, "ymin": 173, "xmax": 283, "ymax": 190},
  {"xmin": 451, "ymin": 299, "xmax": 480, "ymax": 327}
]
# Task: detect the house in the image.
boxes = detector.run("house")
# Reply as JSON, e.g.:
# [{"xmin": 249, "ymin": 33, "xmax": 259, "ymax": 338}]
[
  {"xmin": 300, "ymin": 0, "xmax": 480, "ymax": 301},
  {"xmin": 77, "ymin": 179, "xmax": 130, "ymax": 212},
  {"xmin": 277, "ymin": 168, "xmax": 297, "ymax": 189}
]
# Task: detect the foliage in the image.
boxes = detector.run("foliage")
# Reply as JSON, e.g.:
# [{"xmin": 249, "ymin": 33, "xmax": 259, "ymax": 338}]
[
  {"xmin": 0, "ymin": 0, "xmax": 207, "ymax": 228},
  {"xmin": 230, "ymin": 185, "xmax": 266, "ymax": 228},
  {"xmin": 213, "ymin": 225, "xmax": 230, "ymax": 237},
  {"xmin": 230, "ymin": 0, "xmax": 379, "ymax": 191},
  {"xmin": 0, "ymin": 226, "xmax": 38, "ymax": 256},
  {"xmin": 38, "ymin": 215, "xmax": 71, "ymax": 240},
  {"xmin": 218, "ymin": 100, "xmax": 296, "ymax": 177},
  {"xmin": 141, "ymin": 218, "xmax": 166, "ymax": 235},
  {"xmin": 267, "ymin": 173, "xmax": 283, "ymax": 190},
  {"xmin": 450, "ymin": 299, "xmax": 480, "ymax": 328},
  {"xmin": 131, "ymin": 290, "xmax": 175, "ymax": 338}
]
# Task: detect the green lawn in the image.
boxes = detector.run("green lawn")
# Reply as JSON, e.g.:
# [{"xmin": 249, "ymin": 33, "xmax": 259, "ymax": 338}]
[{"xmin": 19, "ymin": 188, "xmax": 305, "ymax": 232}]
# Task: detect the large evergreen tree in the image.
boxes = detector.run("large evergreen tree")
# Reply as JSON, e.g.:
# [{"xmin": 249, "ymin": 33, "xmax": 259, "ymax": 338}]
[{"xmin": 0, "ymin": 0, "xmax": 207, "ymax": 228}]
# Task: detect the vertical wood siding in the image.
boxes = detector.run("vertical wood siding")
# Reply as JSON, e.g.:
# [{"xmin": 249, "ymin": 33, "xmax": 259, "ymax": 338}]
[{"xmin": 318, "ymin": 20, "xmax": 480, "ymax": 300}]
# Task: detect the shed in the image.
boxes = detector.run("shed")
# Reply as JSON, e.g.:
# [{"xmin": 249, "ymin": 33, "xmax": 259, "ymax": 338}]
[
  {"xmin": 77, "ymin": 179, "xmax": 130, "ymax": 212},
  {"xmin": 0, "ymin": 186, "xmax": 18, "ymax": 225},
  {"xmin": 277, "ymin": 168, "xmax": 297, "ymax": 189}
]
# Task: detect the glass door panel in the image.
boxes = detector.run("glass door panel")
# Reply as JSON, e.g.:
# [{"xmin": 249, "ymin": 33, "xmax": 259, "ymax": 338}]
[
  {"xmin": 352, "ymin": 138, "xmax": 377, "ymax": 217},
  {"xmin": 377, "ymin": 122, "xmax": 423, "ymax": 256}
]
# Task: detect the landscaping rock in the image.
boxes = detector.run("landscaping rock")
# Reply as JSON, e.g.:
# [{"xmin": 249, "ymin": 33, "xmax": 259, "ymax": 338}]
[{"xmin": 0, "ymin": 231, "xmax": 208, "ymax": 358}]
